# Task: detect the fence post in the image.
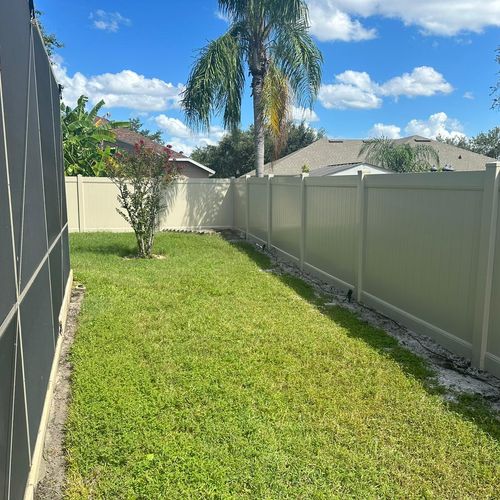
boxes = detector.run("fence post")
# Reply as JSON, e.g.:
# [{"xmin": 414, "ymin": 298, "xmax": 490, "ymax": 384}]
[
  {"xmin": 472, "ymin": 162, "xmax": 500, "ymax": 370},
  {"xmin": 356, "ymin": 170, "xmax": 366, "ymax": 302},
  {"xmin": 245, "ymin": 174, "xmax": 250, "ymax": 240},
  {"xmin": 230, "ymin": 177, "xmax": 236, "ymax": 230},
  {"xmin": 76, "ymin": 174, "xmax": 85, "ymax": 233},
  {"xmin": 266, "ymin": 174, "xmax": 274, "ymax": 249},
  {"xmin": 299, "ymin": 173, "xmax": 309, "ymax": 271}
]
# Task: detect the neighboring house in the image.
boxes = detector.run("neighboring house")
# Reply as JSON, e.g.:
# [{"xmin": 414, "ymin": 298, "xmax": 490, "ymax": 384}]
[
  {"xmin": 309, "ymin": 162, "xmax": 391, "ymax": 176},
  {"xmin": 252, "ymin": 135, "xmax": 495, "ymax": 176},
  {"xmin": 99, "ymin": 122, "xmax": 215, "ymax": 178}
]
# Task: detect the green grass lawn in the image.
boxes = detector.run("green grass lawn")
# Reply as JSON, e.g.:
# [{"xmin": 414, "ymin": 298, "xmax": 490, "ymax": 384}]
[{"xmin": 67, "ymin": 232, "xmax": 499, "ymax": 499}]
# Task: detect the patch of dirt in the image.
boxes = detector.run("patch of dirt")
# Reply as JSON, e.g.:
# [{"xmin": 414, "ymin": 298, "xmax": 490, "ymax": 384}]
[
  {"xmin": 223, "ymin": 230, "xmax": 500, "ymax": 414},
  {"xmin": 35, "ymin": 285, "xmax": 85, "ymax": 500},
  {"xmin": 123, "ymin": 254, "xmax": 167, "ymax": 260}
]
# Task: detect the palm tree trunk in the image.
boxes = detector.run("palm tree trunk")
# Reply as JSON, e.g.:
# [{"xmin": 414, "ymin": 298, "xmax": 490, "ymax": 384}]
[{"xmin": 252, "ymin": 72, "xmax": 266, "ymax": 177}]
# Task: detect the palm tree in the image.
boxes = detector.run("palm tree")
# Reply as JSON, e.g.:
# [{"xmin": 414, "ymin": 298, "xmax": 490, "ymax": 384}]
[
  {"xmin": 360, "ymin": 138, "xmax": 440, "ymax": 173},
  {"xmin": 181, "ymin": 0, "xmax": 322, "ymax": 177}
]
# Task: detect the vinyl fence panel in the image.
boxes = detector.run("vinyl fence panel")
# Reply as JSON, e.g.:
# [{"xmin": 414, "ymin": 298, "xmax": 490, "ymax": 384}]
[
  {"xmin": 159, "ymin": 178, "xmax": 233, "ymax": 229},
  {"xmin": 66, "ymin": 177, "xmax": 235, "ymax": 232},
  {"xmin": 362, "ymin": 172, "xmax": 484, "ymax": 358},
  {"xmin": 248, "ymin": 177, "xmax": 269, "ymax": 243},
  {"xmin": 303, "ymin": 176, "xmax": 358, "ymax": 288},
  {"xmin": 233, "ymin": 178, "xmax": 247, "ymax": 232},
  {"xmin": 270, "ymin": 177, "xmax": 302, "ymax": 261}
]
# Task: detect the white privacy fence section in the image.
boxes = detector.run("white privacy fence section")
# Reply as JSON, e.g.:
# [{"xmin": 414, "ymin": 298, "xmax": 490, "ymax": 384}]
[
  {"xmin": 66, "ymin": 165, "xmax": 500, "ymax": 376},
  {"xmin": 66, "ymin": 177, "xmax": 233, "ymax": 232},
  {"xmin": 235, "ymin": 164, "xmax": 500, "ymax": 377}
]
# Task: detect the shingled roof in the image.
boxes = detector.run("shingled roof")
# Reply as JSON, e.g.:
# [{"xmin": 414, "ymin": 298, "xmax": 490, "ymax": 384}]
[
  {"xmin": 251, "ymin": 135, "xmax": 495, "ymax": 176},
  {"xmin": 95, "ymin": 118, "xmax": 215, "ymax": 176},
  {"xmin": 113, "ymin": 127, "xmax": 188, "ymax": 159}
]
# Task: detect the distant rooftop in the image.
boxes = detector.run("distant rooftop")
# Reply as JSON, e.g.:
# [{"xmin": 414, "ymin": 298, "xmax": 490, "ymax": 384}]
[{"xmin": 252, "ymin": 135, "xmax": 495, "ymax": 176}]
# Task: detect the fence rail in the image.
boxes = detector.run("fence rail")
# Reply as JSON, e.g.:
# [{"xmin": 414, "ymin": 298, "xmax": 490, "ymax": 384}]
[{"xmin": 65, "ymin": 165, "xmax": 500, "ymax": 378}]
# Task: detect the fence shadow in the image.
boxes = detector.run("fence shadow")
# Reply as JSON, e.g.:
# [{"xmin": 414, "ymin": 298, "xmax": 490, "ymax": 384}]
[
  {"xmin": 160, "ymin": 180, "xmax": 232, "ymax": 229},
  {"xmin": 231, "ymin": 240, "xmax": 500, "ymax": 443}
]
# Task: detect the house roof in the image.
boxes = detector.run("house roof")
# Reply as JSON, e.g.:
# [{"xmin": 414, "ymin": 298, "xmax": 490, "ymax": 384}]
[
  {"xmin": 251, "ymin": 135, "xmax": 495, "ymax": 176},
  {"xmin": 113, "ymin": 127, "xmax": 187, "ymax": 159},
  {"xmin": 95, "ymin": 118, "xmax": 215, "ymax": 174},
  {"xmin": 308, "ymin": 162, "xmax": 389, "ymax": 176}
]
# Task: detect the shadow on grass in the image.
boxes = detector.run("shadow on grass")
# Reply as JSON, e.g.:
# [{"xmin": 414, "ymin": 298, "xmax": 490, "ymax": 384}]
[
  {"xmin": 232, "ymin": 241, "xmax": 500, "ymax": 443},
  {"xmin": 70, "ymin": 234, "xmax": 138, "ymax": 258},
  {"xmin": 77, "ymin": 242, "xmax": 136, "ymax": 257}
]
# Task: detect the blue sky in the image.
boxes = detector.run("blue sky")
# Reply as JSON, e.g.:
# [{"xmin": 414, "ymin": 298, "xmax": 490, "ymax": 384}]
[{"xmin": 39, "ymin": 0, "xmax": 500, "ymax": 154}]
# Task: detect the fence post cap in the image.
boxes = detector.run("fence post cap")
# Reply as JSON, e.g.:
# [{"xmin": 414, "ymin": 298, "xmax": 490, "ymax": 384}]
[
  {"xmin": 267, "ymin": 174, "xmax": 274, "ymax": 178},
  {"xmin": 300, "ymin": 173, "xmax": 309, "ymax": 179}
]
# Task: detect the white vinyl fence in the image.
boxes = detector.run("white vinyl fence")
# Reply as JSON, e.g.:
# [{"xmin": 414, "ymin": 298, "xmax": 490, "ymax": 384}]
[
  {"xmin": 65, "ymin": 176, "xmax": 234, "ymax": 232},
  {"xmin": 66, "ymin": 165, "xmax": 500, "ymax": 377}
]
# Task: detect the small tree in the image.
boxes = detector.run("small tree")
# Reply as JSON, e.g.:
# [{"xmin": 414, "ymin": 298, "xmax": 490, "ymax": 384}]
[{"xmin": 107, "ymin": 141, "xmax": 179, "ymax": 258}]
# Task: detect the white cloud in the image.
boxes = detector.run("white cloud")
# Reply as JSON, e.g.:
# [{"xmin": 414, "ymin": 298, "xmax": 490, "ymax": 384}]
[
  {"xmin": 380, "ymin": 66, "xmax": 453, "ymax": 98},
  {"xmin": 90, "ymin": 10, "xmax": 131, "ymax": 32},
  {"xmin": 52, "ymin": 57, "xmax": 184, "ymax": 111},
  {"xmin": 404, "ymin": 112, "xmax": 465, "ymax": 140},
  {"xmin": 319, "ymin": 70, "xmax": 382, "ymax": 109},
  {"xmin": 319, "ymin": 66, "xmax": 452, "ymax": 110},
  {"xmin": 291, "ymin": 106, "xmax": 320, "ymax": 122},
  {"xmin": 369, "ymin": 123, "xmax": 401, "ymax": 139},
  {"xmin": 370, "ymin": 112, "xmax": 465, "ymax": 141},
  {"xmin": 307, "ymin": 1, "xmax": 376, "ymax": 41},
  {"xmin": 306, "ymin": 0, "xmax": 500, "ymax": 38},
  {"xmin": 154, "ymin": 116, "xmax": 191, "ymax": 138},
  {"xmin": 155, "ymin": 115, "xmax": 227, "ymax": 155},
  {"xmin": 463, "ymin": 91, "xmax": 475, "ymax": 100}
]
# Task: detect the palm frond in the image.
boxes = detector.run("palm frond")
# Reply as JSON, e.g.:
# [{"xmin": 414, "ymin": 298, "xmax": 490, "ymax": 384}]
[
  {"xmin": 360, "ymin": 138, "xmax": 440, "ymax": 173},
  {"xmin": 271, "ymin": 19, "xmax": 322, "ymax": 108},
  {"xmin": 413, "ymin": 144, "xmax": 440, "ymax": 169},
  {"xmin": 219, "ymin": 0, "xmax": 308, "ymax": 26},
  {"xmin": 262, "ymin": 62, "xmax": 291, "ymax": 160},
  {"xmin": 181, "ymin": 28, "xmax": 245, "ymax": 132}
]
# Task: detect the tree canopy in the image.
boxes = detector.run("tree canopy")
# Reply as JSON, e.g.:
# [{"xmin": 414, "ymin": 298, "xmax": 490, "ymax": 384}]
[
  {"xmin": 191, "ymin": 121, "xmax": 324, "ymax": 177},
  {"xmin": 35, "ymin": 10, "xmax": 63, "ymax": 57},
  {"xmin": 437, "ymin": 127, "xmax": 500, "ymax": 160}
]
